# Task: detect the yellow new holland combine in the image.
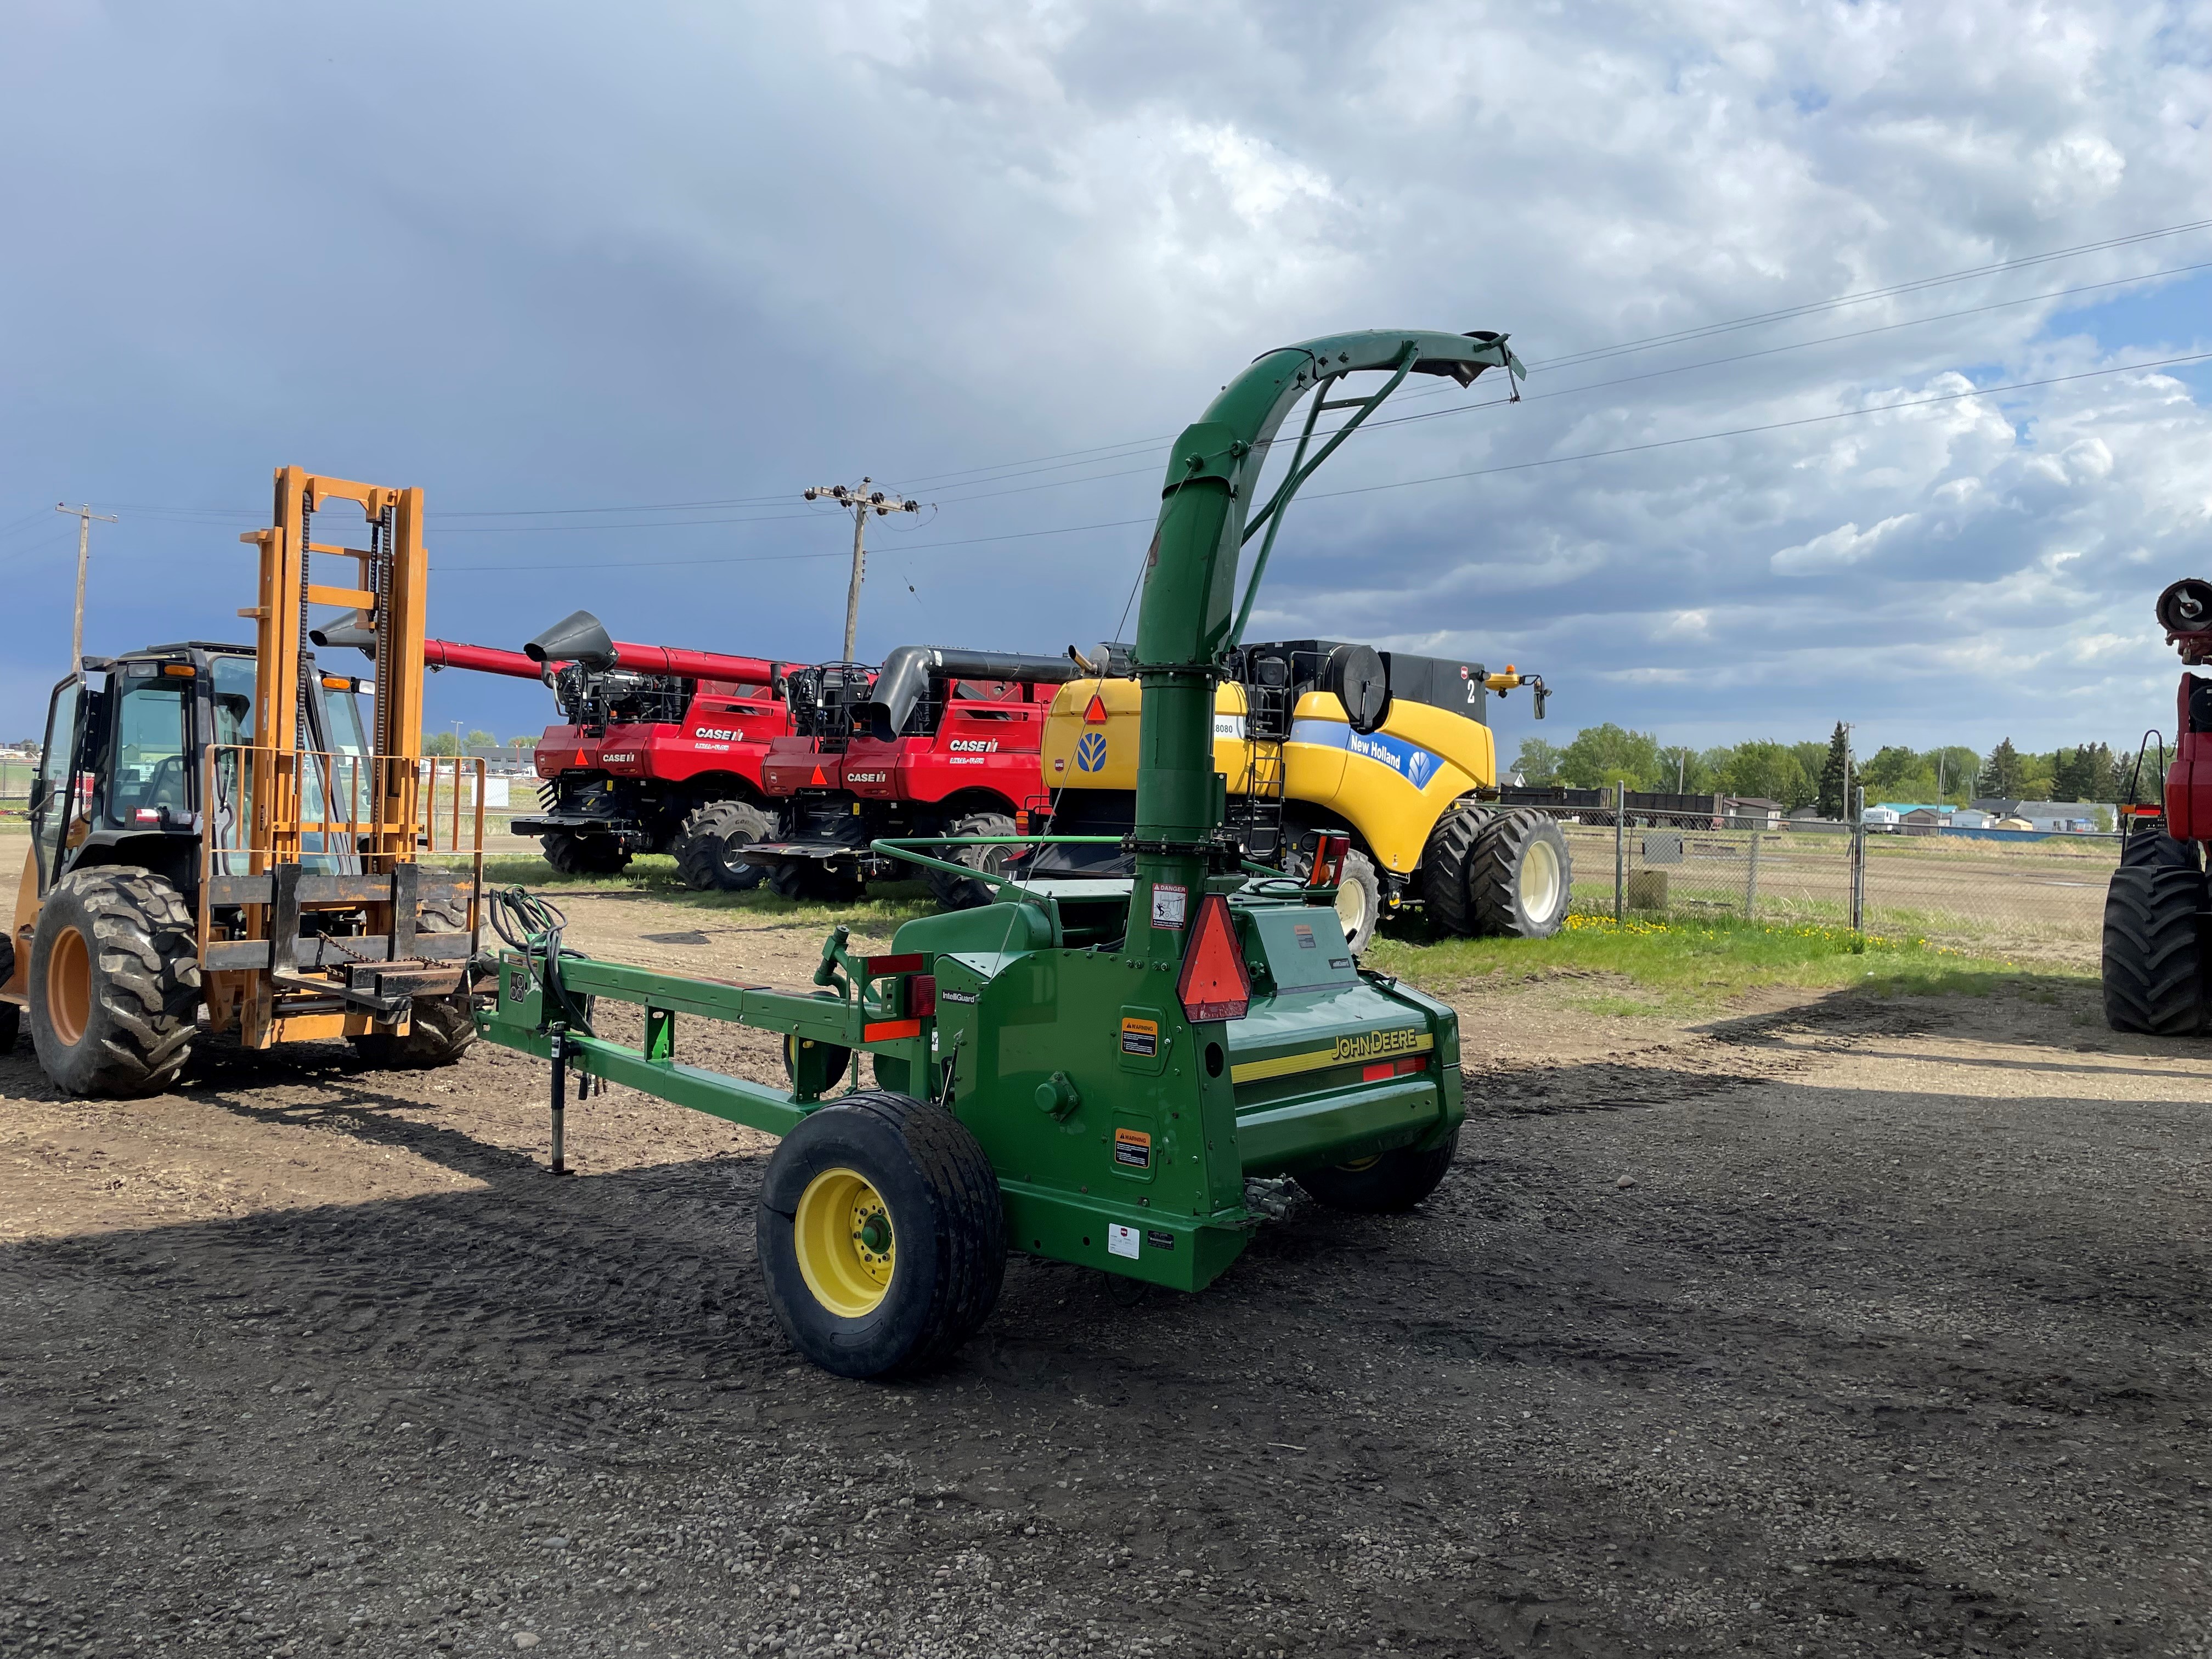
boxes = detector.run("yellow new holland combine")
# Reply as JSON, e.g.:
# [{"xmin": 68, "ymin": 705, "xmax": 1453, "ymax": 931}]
[{"xmin": 1033, "ymin": 639, "xmax": 1568, "ymax": 951}]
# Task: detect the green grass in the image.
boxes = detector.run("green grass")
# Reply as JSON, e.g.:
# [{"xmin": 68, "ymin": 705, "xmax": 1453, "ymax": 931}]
[
  {"xmin": 1366, "ymin": 911, "xmax": 2090, "ymax": 1013},
  {"xmin": 444, "ymin": 852, "xmax": 941, "ymax": 930}
]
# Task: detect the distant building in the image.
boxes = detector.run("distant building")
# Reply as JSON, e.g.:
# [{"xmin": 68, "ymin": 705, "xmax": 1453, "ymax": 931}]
[
  {"xmin": 1899, "ymin": 807, "xmax": 1946, "ymax": 836},
  {"xmin": 1722, "ymin": 795, "xmax": 1785, "ymax": 827}
]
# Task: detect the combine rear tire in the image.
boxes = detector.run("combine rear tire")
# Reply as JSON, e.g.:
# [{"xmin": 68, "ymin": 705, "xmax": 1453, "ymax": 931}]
[
  {"xmin": 1420, "ymin": 805, "xmax": 1491, "ymax": 936},
  {"xmin": 540, "ymin": 831, "xmax": 631, "ymax": 879},
  {"xmin": 27, "ymin": 868, "xmax": 200, "ymax": 1097},
  {"xmin": 1295, "ymin": 1132, "xmax": 1460, "ymax": 1214},
  {"xmin": 756, "ymin": 1091, "xmax": 1006, "ymax": 1378},
  {"xmin": 673, "ymin": 800, "xmax": 775, "ymax": 893},
  {"xmin": 350, "ymin": 898, "xmax": 476, "ymax": 1069},
  {"xmin": 1467, "ymin": 809, "xmax": 1572, "ymax": 938},
  {"xmin": 1332, "ymin": 849, "xmax": 1382, "ymax": 953},
  {"xmin": 924, "ymin": 811, "xmax": 1019, "ymax": 911},
  {"xmin": 2102, "ymin": 854, "xmax": 2207, "ymax": 1036}
]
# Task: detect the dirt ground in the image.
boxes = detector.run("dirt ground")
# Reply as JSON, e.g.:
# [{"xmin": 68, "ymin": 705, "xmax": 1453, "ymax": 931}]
[{"xmin": 3, "ymin": 884, "xmax": 2209, "ymax": 1659}]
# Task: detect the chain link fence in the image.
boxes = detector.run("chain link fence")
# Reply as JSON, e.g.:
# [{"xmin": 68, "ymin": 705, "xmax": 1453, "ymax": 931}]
[{"xmin": 1535, "ymin": 787, "xmax": 2117, "ymax": 966}]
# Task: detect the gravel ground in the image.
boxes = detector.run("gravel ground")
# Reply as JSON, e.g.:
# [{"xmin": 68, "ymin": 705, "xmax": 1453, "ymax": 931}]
[{"xmin": 2, "ymin": 888, "xmax": 2208, "ymax": 1658}]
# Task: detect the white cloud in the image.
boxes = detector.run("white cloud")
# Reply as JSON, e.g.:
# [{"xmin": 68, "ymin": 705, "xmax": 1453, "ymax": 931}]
[{"xmin": 1771, "ymin": 514, "xmax": 1919, "ymax": 575}]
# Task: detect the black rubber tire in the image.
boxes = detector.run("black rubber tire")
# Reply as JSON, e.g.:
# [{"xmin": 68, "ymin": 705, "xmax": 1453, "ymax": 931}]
[
  {"xmin": 2101, "ymin": 863, "xmax": 2207, "ymax": 1035},
  {"xmin": 540, "ymin": 830, "xmax": 631, "ymax": 878},
  {"xmin": 672, "ymin": 800, "xmax": 775, "ymax": 893},
  {"xmin": 781, "ymin": 991, "xmax": 853, "ymax": 1095},
  {"xmin": 1331, "ymin": 849, "xmax": 1382, "ymax": 954},
  {"xmin": 1419, "ymin": 803, "xmax": 1492, "ymax": 936},
  {"xmin": 2119, "ymin": 824, "xmax": 2199, "ymax": 871},
  {"xmin": 924, "ymin": 811, "xmax": 1020, "ymax": 911},
  {"xmin": 756, "ymin": 1091, "xmax": 1007, "ymax": 1378},
  {"xmin": 1295, "ymin": 1131, "xmax": 1460, "ymax": 1214},
  {"xmin": 768, "ymin": 859, "xmax": 865, "ymax": 904},
  {"xmin": 1467, "ymin": 809, "xmax": 1573, "ymax": 939},
  {"xmin": 27, "ymin": 868, "xmax": 201, "ymax": 1098},
  {"xmin": 349, "ymin": 899, "xmax": 476, "ymax": 1069}
]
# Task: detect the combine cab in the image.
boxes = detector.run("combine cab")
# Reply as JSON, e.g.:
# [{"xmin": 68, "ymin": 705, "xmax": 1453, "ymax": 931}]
[
  {"xmin": 1032, "ymin": 639, "xmax": 1565, "ymax": 950},
  {"xmin": 744, "ymin": 647, "xmax": 1074, "ymax": 906}
]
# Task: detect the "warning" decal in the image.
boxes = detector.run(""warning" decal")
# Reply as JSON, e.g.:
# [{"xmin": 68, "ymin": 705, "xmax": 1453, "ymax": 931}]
[{"xmin": 1113, "ymin": 1127, "xmax": 1153, "ymax": 1170}]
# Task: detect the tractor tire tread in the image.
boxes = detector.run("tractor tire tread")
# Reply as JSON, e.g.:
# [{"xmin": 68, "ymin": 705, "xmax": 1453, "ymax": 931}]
[
  {"xmin": 673, "ymin": 799, "xmax": 776, "ymax": 893},
  {"xmin": 1419, "ymin": 804, "xmax": 1490, "ymax": 936},
  {"xmin": 30, "ymin": 867, "xmax": 200, "ymax": 1097},
  {"xmin": 541, "ymin": 831, "xmax": 630, "ymax": 878},
  {"xmin": 1467, "ymin": 809, "xmax": 1573, "ymax": 939},
  {"xmin": 924, "ymin": 811, "xmax": 1020, "ymax": 911},
  {"xmin": 2101, "ymin": 864, "xmax": 2206, "ymax": 1035}
]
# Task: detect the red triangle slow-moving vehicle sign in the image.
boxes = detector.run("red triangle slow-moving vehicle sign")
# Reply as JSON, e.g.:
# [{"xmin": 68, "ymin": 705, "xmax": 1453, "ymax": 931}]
[
  {"xmin": 1176, "ymin": 893, "xmax": 1251, "ymax": 1022},
  {"xmin": 1083, "ymin": 693, "xmax": 1109, "ymax": 724}
]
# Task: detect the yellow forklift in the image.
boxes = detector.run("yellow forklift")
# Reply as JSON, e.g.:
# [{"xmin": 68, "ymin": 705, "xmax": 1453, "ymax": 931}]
[{"xmin": 0, "ymin": 468, "xmax": 486, "ymax": 1095}]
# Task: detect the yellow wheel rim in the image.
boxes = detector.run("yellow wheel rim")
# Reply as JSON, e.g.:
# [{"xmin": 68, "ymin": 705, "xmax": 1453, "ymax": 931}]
[
  {"xmin": 793, "ymin": 1166, "xmax": 896, "ymax": 1318},
  {"xmin": 46, "ymin": 924, "xmax": 91, "ymax": 1047}
]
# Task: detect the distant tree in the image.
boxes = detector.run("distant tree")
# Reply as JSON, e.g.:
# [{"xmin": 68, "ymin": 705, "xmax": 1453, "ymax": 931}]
[
  {"xmin": 16, "ymin": 739, "xmax": 39, "ymax": 761},
  {"xmin": 1977, "ymin": 737, "xmax": 2024, "ymax": 800},
  {"xmin": 1654, "ymin": 744, "xmax": 1712, "ymax": 794},
  {"xmin": 465, "ymin": 729, "xmax": 496, "ymax": 749},
  {"xmin": 1788, "ymin": 740, "xmax": 1827, "ymax": 792},
  {"xmin": 424, "ymin": 732, "xmax": 461, "ymax": 757},
  {"xmin": 1927, "ymin": 745, "xmax": 1979, "ymax": 803},
  {"xmin": 1510, "ymin": 737, "xmax": 1565, "ymax": 785},
  {"xmin": 1816, "ymin": 723, "xmax": 1853, "ymax": 819},
  {"xmin": 1860, "ymin": 746, "xmax": 1921, "ymax": 794},
  {"xmin": 1720, "ymin": 741, "xmax": 1810, "ymax": 808},
  {"xmin": 1559, "ymin": 724, "xmax": 1662, "ymax": 791},
  {"xmin": 2112, "ymin": 737, "xmax": 2160, "ymax": 804},
  {"xmin": 507, "ymin": 735, "xmax": 538, "ymax": 749}
]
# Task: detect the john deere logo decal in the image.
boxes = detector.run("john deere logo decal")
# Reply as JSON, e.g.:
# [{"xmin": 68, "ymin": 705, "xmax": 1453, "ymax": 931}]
[{"xmin": 1076, "ymin": 732, "xmax": 1108, "ymax": 772}]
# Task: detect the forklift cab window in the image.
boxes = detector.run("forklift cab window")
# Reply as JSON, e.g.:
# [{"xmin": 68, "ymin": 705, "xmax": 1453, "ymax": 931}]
[
  {"xmin": 208, "ymin": 656, "xmax": 257, "ymax": 864},
  {"xmin": 103, "ymin": 664, "xmax": 190, "ymax": 828}
]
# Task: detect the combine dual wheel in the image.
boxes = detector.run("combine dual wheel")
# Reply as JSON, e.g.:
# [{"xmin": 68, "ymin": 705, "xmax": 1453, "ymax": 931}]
[
  {"xmin": 2101, "ymin": 830, "xmax": 2207, "ymax": 1036},
  {"xmin": 673, "ymin": 800, "xmax": 775, "ymax": 893},
  {"xmin": 756, "ymin": 1091, "xmax": 1006, "ymax": 1378},
  {"xmin": 1422, "ymin": 806, "xmax": 1572, "ymax": 940},
  {"xmin": 26, "ymin": 868, "xmax": 201, "ymax": 1097},
  {"xmin": 540, "ymin": 830, "xmax": 631, "ymax": 879}
]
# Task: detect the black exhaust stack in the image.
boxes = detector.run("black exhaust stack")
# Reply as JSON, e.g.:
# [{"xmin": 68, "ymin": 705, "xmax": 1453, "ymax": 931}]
[{"xmin": 864, "ymin": 646, "xmax": 1084, "ymax": 740}]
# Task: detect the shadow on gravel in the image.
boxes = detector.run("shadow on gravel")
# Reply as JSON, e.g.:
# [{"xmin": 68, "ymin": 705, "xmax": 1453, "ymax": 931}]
[{"xmin": 4, "ymin": 1017, "xmax": 2205, "ymax": 1656}]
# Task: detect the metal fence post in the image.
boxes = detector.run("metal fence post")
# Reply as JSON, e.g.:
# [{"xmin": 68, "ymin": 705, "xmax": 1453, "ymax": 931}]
[
  {"xmin": 1744, "ymin": 828, "xmax": 1760, "ymax": 921},
  {"xmin": 1613, "ymin": 781, "xmax": 1626, "ymax": 923},
  {"xmin": 1849, "ymin": 786, "xmax": 1866, "ymax": 932}
]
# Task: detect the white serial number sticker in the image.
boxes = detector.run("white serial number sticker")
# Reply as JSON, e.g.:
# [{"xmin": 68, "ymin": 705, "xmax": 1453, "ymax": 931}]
[{"xmin": 1107, "ymin": 1224, "xmax": 1140, "ymax": 1260}]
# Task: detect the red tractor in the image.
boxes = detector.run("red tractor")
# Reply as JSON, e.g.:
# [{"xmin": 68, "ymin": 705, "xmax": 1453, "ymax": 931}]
[
  {"xmin": 743, "ymin": 646, "xmax": 1078, "ymax": 907},
  {"xmin": 506, "ymin": 610, "xmax": 796, "ymax": 889},
  {"xmin": 2102, "ymin": 578, "xmax": 2212, "ymax": 1034}
]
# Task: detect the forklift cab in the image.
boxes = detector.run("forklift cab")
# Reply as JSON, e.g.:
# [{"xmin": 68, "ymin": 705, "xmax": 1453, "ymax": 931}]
[{"xmin": 26, "ymin": 644, "xmax": 373, "ymax": 906}]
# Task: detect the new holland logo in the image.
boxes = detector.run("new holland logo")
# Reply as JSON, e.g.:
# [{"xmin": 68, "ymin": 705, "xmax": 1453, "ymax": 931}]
[{"xmin": 1076, "ymin": 731, "xmax": 1108, "ymax": 772}]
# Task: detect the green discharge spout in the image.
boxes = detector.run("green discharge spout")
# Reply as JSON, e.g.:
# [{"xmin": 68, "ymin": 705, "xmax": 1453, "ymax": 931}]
[{"xmin": 1125, "ymin": 329, "xmax": 1525, "ymax": 961}]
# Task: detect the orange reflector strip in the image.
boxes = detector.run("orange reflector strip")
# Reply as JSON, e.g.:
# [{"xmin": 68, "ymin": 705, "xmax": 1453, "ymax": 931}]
[
  {"xmin": 863, "ymin": 1019, "xmax": 921, "ymax": 1042},
  {"xmin": 1083, "ymin": 693, "xmax": 1109, "ymax": 724},
  {"xmin": 162, "ymin": 663, "xmax": 197, "ymax": 678},
  {"xmin": 1176, "ymin": 893, "xmax": 1251, "ymax": 1023}
]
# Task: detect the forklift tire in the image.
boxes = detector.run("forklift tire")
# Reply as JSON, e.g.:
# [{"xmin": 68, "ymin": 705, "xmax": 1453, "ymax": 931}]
[
  {"xmin": 924, "ymin": 811, "xmax": 1020, "ymax": 911},
  {"xmin": 1467, "ymin": 809, "xmax": 1572, "ymax": 939},
  {"xmin": 1418, "ymin": 804, "xmax": 1492, "ymax": 936},
  {"xmin": 2101, "ymin": 861, "xmax": 2207, "ymax": 1035},
  {"xmin": 1294, "ymin": 1131, "xmax": 1459, "ymax": 1214},
  {"xmin": 351, "ymin": 900, "xmax": 478, "ymax": 1069},
  {"xmin": 27, "ymin": 868, "xmax": 201, "ymax": 1098},
  {"xmin": 540, "ymin": 831, "xmax": 631, "ymax": 879},
  {"xmin": 673, "ymin": 800, "xmax": 775, "ymax": 893},
  {"xmin": 768, "ymin": 859, "xmax": 865, "ymax": 904},
  {"xmin": 757, "ymin": 1091, "xmax": 1007, "ymax": 1378}
]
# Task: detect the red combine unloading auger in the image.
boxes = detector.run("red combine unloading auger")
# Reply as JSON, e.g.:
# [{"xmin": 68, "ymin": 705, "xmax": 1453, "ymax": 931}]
[
  {"xmin": 2101, "ymin": 578, "xmax": 2212, "ymax": 1035},
  {"xmin": 742, "ymin": 646, "xmax": 1079, "ymax": 907},
  {"xmin": 505, "ymin": 610, "xmax": 795, "ymax": 888},
  {"xmin": 321, "ymin": 612, "xmax": 798, "ymax": 890}
]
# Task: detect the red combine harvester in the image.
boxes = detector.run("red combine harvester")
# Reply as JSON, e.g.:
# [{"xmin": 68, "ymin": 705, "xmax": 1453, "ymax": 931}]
[
  {"xmin": 2102, "ymin": 577, "xmax": 2212, "ymax": 1035},
  {"xmin": 506, "ymin": 610, "xmax": 795, "ymax": 889},
  {"xmin": 743, "ymin": 646, "xmax": 1079, "ymax": 907}
]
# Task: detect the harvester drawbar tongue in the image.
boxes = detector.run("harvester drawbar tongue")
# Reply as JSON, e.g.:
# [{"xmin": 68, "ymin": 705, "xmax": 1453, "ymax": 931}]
[{"xmin": 478, "ymin": 329, "xmax": 1527, "ymax": 1375}]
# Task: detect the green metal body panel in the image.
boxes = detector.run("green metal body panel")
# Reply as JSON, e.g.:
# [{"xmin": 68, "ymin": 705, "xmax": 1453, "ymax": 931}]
[{"xmin": 476, "ymin": 326, "xmax": 1520, "ymax": 1299}]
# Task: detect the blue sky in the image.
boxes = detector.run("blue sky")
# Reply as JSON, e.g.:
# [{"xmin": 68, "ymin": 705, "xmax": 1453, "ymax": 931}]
[{"xmin": 3, "ymin": 1, "xmax": 2210, "ymax": 765}]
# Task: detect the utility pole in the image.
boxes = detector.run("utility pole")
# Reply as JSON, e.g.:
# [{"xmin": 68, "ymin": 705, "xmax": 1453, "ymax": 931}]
[
  {"xmin": 54, "ymin": 503, "xmax": 117, "ymax": 674},
  {"xmin": 804, "ymin": 478, "xmax": 919, "ymax": 662}
]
